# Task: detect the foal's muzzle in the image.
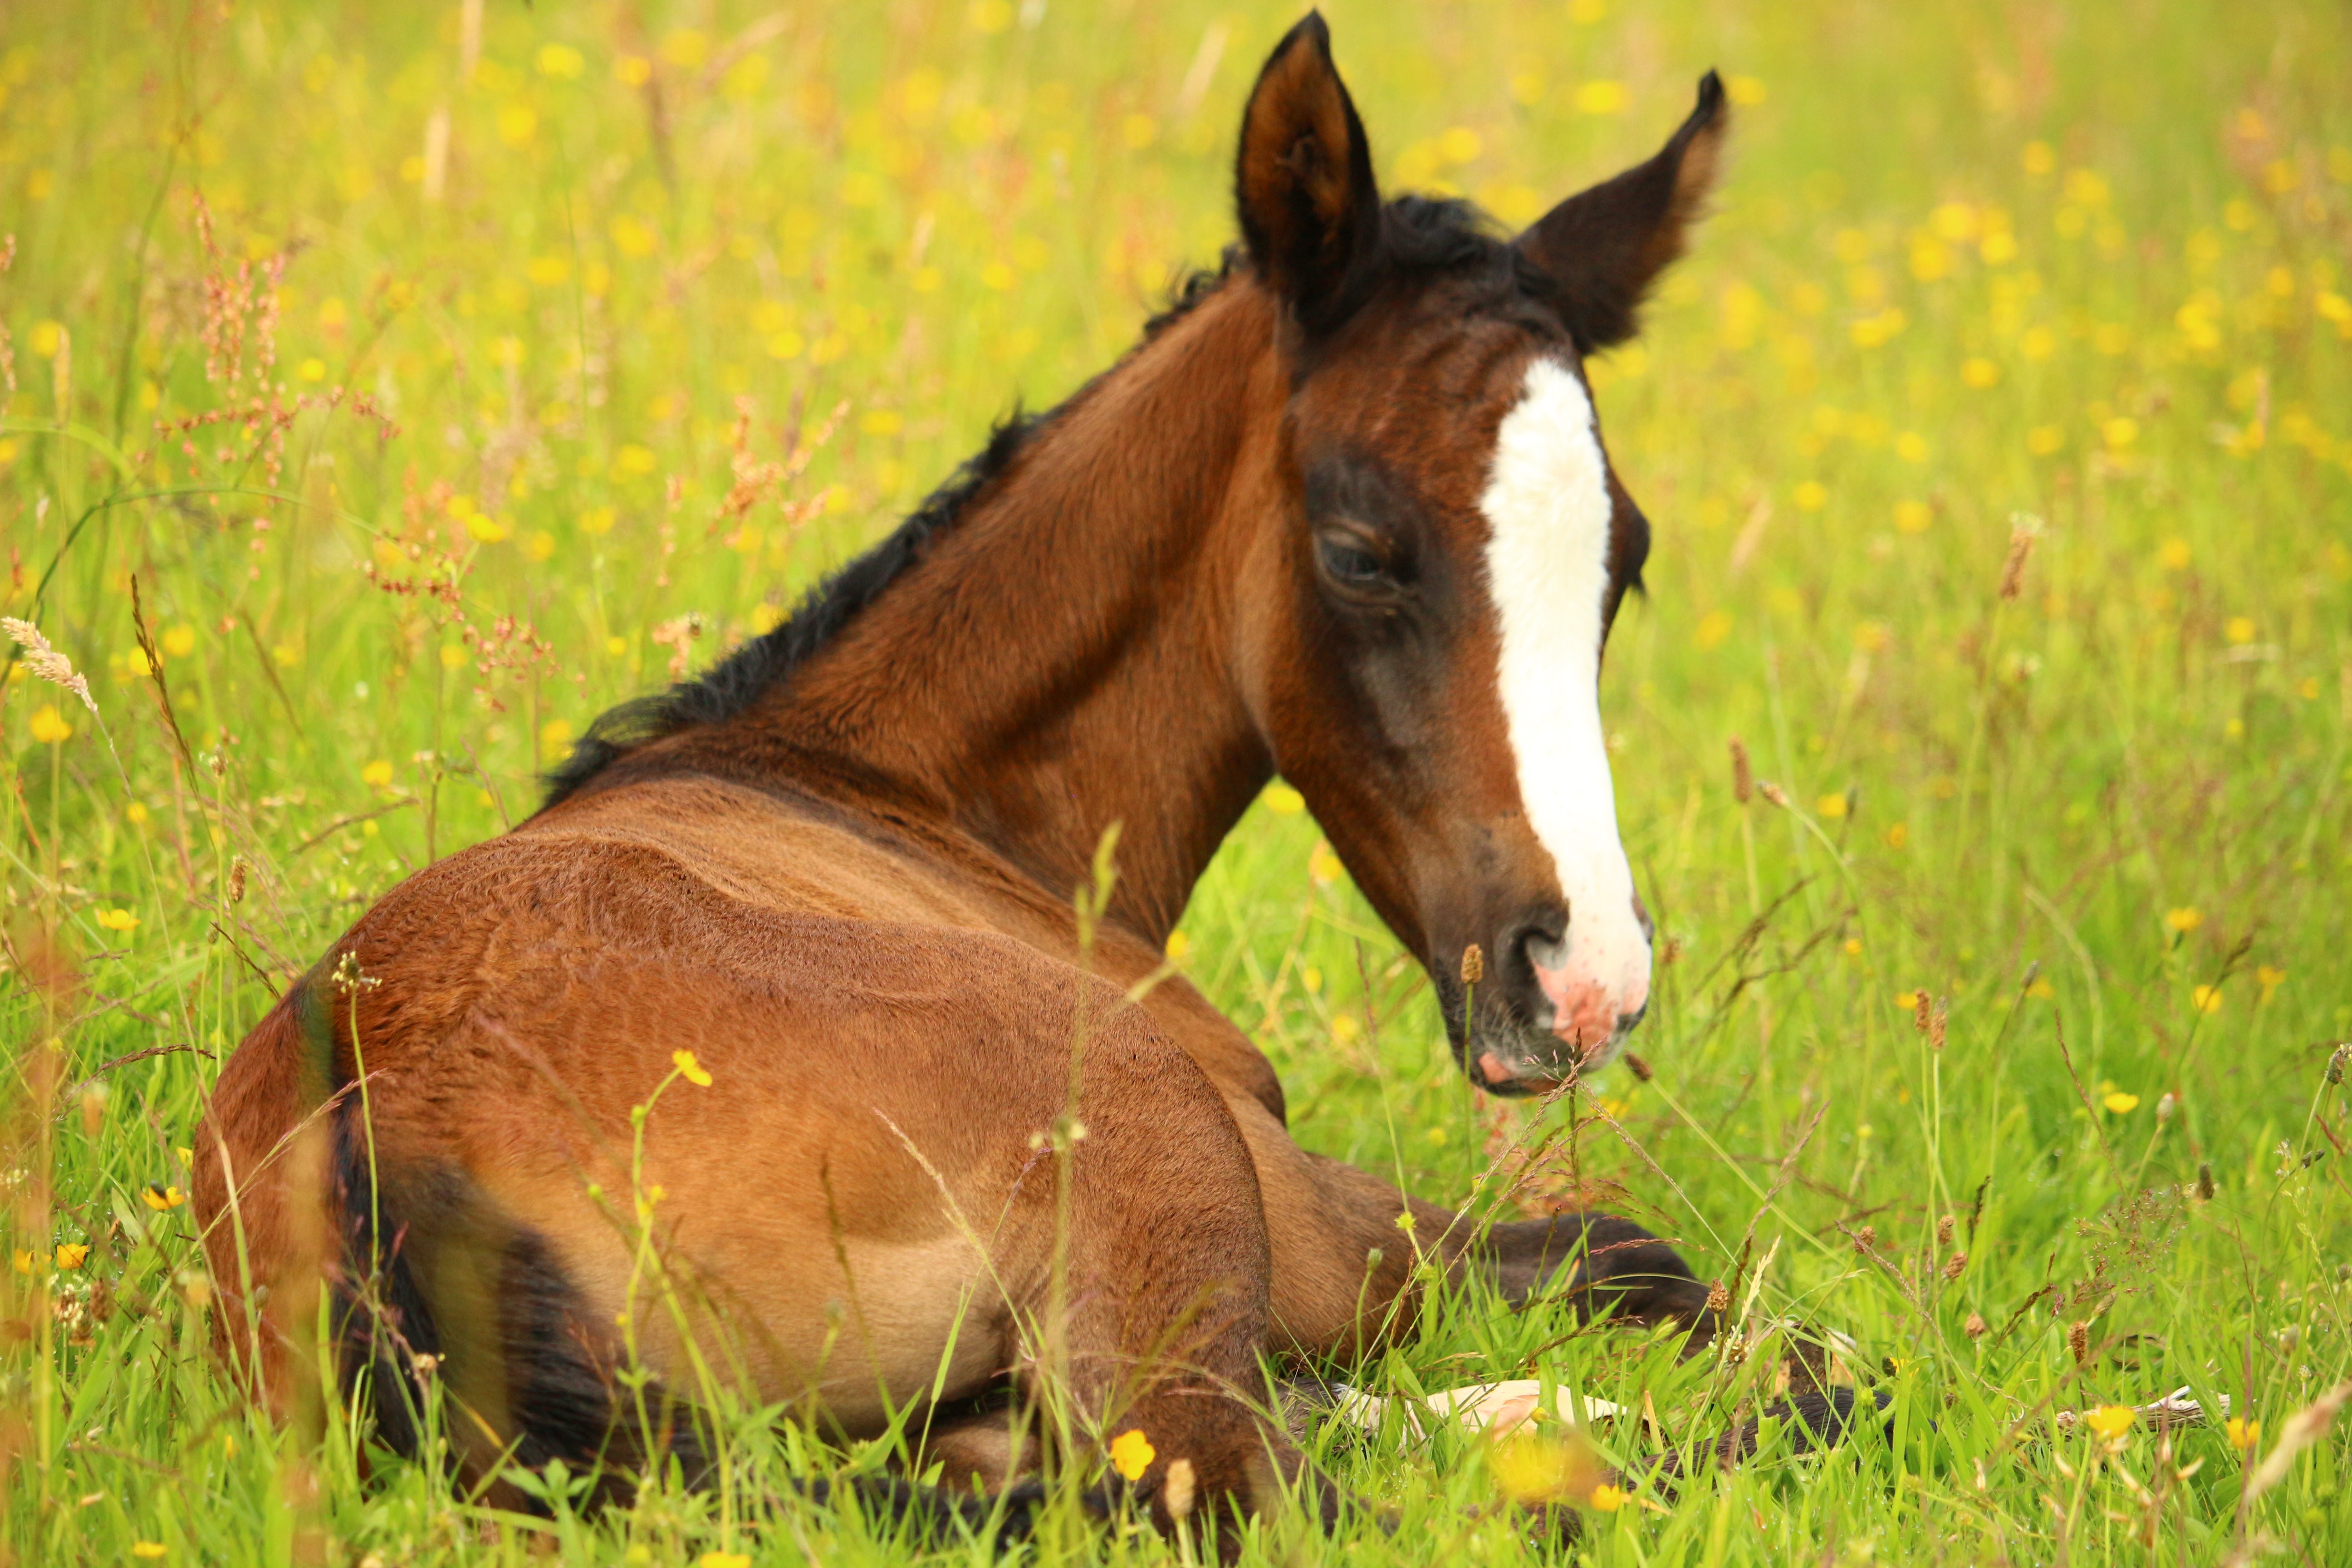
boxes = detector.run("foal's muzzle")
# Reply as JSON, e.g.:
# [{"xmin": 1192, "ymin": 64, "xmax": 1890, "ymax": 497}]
[{"xmin": 1456, "ymin": 898, "xmax": 1652, "ymax": 1095}]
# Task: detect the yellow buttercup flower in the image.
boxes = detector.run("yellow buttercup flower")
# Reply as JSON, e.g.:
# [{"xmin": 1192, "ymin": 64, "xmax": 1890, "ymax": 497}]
[
  {"xmin": 1490, "ymin": 1429, "xmax": 1604, "ymax": 1505},
  {"xmin": 142, "ymin": 1184, "xmax": 186, "ymax": 1211},
  {"xmin": 1108, "ymin": 1427, "xmax": 1156, "ymax": 1481},
  {"xmin": 1263, "ymin": 783, "xmax": 1305, "ymax": 815},
  {"xmin": 2163, "ymin": 906, "xmax": 2201, "ymax": 934},
  {"xmin": 1575, "ymin": 80, "xmax": 1627, "ymax": 115},
  {"xmin": 671, "ymin": 1049, "xmax": 713, "ymax": 1087},
  {"xmin": 696, "ymin": 1554, "xmax": 750, "ymax": 1568},
  {"xmin": 2083, "ymin": 1405, "xmax": 2135, "ymax": 1441},
  {"xmin": 2102, "ymin": 1091, "xmax": 2139, "ymax": 1114},
  {"xmin": 361, "ymin": 759, "xmax": 395, "ymax": 789},
  {"xmin": 29, "ymin": 704, "xmax": 73, "ymax": 744},
  {"xmin": 96, "ymin": 908, "xmax": 140, "ymax": 933},
  {"xmin": 131, "ymin": 1544, "xmax": 167, "ymax": 1560},
  {"xmin": 1588, "ymin": 1483, "xmax": 1629, "ymax": 1512},
  {"xmin": 56, "ymin": 1243, "xmax": 89, "ymax": 1270},
  {"xmin": 2227, "ymin": 1416, "xmax": 2260, "ymax": 1451}
]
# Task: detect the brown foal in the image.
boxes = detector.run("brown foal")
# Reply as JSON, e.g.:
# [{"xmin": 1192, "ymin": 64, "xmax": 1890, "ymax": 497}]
[{"xmin": 196, "ymin": 12, "xmax": 1744, "ymax": 1542}]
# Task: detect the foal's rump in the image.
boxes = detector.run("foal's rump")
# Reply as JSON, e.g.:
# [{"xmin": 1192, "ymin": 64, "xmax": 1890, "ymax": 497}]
[{"xmin": 197, "ymin": 821, "xmax": 1271, "ymax": 1493}]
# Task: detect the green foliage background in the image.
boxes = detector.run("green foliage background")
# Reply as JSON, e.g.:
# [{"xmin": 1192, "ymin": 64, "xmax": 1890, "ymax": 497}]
[{"xmin": 2, "ymin": 1, "xmax": 2349, "ymax": 1563}]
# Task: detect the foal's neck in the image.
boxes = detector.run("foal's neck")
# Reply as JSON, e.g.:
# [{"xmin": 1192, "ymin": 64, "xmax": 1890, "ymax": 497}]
[{"xmin": 761, "ymin": 282, "xmax": 1284, "ymax": 940}]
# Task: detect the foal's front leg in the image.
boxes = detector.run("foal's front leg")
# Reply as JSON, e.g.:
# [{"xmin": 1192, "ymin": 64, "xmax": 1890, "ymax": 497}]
[
  {"xmin": 1473, "ymin": 1212, "xmax": 1720, "ymax": 1351},
  {"xmin": 1217, "ymin": 1094, "xmax": 1718, "ymax": 1357}
]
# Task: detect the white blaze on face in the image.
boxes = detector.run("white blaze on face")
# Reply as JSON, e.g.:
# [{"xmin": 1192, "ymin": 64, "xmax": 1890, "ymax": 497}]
[{"xmin": 1478, "ymin": 357, "xmax": 1651, "ymax": 1057}]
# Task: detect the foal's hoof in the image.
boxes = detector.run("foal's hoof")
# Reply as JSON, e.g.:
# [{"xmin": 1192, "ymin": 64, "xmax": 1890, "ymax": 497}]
[{"xmin": 1651, "ymin": 1384, "xmax": 1897, "ymax": 1487}]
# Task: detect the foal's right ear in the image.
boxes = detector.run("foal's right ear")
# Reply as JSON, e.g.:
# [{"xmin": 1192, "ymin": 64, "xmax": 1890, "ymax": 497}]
[{"xmin": 1234, "ymin": 13, "xmax": 1382, "ymax": 333}]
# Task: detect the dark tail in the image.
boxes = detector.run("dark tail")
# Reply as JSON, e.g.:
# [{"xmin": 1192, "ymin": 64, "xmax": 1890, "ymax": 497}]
[
  {"xmin": 327, "ymin": 1093, "xmax": 715, "ymax": 1503},
  {"xmin": 328, "ymin": 1093, "xmax": 442, "ymax": 1463}
]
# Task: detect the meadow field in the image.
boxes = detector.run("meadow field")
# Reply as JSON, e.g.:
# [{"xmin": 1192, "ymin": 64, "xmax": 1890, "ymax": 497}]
[{"xmin": 4, "ymin": 0, "xmax": 2350, "ymax": 1562}]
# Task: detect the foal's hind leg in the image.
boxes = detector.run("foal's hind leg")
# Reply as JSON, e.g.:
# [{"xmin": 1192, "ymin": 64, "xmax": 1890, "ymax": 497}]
[
  {"xmin": 1476, "ymin": 1212, "xmax": 1720, "ymax": 1350},
  {"xmin": 966, "ymin": 1019, "xmax": 1344, "ymax": 1537}
]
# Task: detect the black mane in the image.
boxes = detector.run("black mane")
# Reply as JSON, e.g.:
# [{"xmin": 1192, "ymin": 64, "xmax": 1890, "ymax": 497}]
[
  {"xmin": 539, "ymin": 196, "xmax": 1522, "ymax": 810},
  {"xmin": 1382, "ymin": 193, "xmax": 1512, "ymax": 273},
  {"xmin": 538, "ymin": 410, "xmax": 1040, "ymax": 808}
]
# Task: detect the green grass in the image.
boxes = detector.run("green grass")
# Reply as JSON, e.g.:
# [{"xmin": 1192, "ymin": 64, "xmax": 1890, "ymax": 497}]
[{"xmin": 4, "ymin": 0, "xmax": 2351, "ymax": 1562}]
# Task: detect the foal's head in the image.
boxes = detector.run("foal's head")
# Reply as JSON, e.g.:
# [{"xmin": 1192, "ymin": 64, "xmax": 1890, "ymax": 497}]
[{"xmin": 1226, "ymin": 16, "xmax": 1725, "ymax": 1093}]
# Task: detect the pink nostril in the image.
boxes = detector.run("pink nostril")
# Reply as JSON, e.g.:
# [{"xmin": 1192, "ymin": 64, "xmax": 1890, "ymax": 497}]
[{"xmin": 1532, "ymin": 963, "xmax": 1637, "ymax": 1050}]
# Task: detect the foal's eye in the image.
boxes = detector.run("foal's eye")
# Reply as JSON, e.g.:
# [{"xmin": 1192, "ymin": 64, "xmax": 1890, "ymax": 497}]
[{"xmin": 1316, "ymin": 537, "xmax": 1387, "ymax": 586}]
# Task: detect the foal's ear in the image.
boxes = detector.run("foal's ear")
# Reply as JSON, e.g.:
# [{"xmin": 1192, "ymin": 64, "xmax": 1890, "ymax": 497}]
[
  {"xmin": 1518, "ymin": 71, "xmax": 1729, "ymax": 354},
  {"xmin": 1234, "ymin": 13, "xmax": 1382, "ymax": 332}
]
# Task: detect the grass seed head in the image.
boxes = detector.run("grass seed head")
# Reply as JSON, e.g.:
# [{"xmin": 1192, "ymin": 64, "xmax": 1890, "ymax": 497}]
[
  {"xmin": 1965, "ymin": 1313, "xmax": 1988, "ymax": 1340},
  {"xmin": 4, "ymin": 617, "xmax": 97, "ymax": 715},
  {"xmin": 1460, "ymin": 943, "xmax": 1484, "ymax": 986},
  {"xmin": 1161, "ymin": 1456, "xmax": 1196, "ymax": 1520},
  {"xmin": 1999, "ymin": 513, "xmax": 2042, "ymax": 600},
  {"xmin": 1729, "ymin": 736, "xmax": 1753, "ymax": 803},
  {"xmin": 1937, "ymin": 1214, "xmax": 1955, "ymax": 1247},
  {"xmin": 2068, "ymin": 1320, "xmax": 2091, "ymax": 1363}
]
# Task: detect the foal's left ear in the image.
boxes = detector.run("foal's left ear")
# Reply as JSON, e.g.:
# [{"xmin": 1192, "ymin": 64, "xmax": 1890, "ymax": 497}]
[
  {"xmin": 1234, "ymin": 13, "xmax": 1382, "ymax": 333},
  {"xmin": 1518, "ymin": 71, "xmax": 1729, "ymax": 354}
]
